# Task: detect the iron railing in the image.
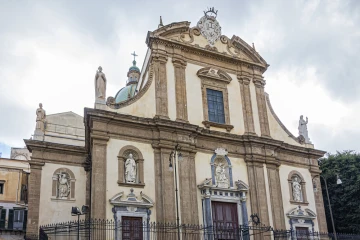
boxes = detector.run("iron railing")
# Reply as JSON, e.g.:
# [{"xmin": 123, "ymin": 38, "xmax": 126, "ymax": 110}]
[
  {"xmin": 39, "ymin": 219, "xmax": 273, "ymax": 240},
  {"xmin": 37, "ymin": 219, "xmax": 360, "ymax": 240}
]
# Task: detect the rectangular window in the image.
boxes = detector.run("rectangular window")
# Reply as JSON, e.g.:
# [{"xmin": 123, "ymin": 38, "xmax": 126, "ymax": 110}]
[
  {"xmin": 0, "ymin": 183, "xmax": 3, "ymax": 194},
  {"xmin": 206, "ymin": 89, "xmax": 225, "ymax": 124}
]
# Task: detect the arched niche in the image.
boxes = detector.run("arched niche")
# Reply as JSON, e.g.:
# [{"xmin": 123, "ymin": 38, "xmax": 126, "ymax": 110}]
[
  {"xmin": 118, "ymin": 145, "xmax": 145, "ymax": 188},
  {"xmin": 288, "ymin": 170, "xmax": 308, "ymax": 205},
  {"xmin": 52, "ymin": 168, "xmax": 76, "ymax": 200}
]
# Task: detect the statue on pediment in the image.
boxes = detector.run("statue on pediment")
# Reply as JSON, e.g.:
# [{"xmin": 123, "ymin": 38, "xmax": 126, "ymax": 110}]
[
  {"xmin": 298, "ymin": 115, "xmax": 311, "ymax": 143},
  {"xmin": 95, "ymin": 66, "xmax": 107, "ymax": 101},
  {"xmin": 35, "ymin": 103, "xmax": 46, "ymax": 132}
]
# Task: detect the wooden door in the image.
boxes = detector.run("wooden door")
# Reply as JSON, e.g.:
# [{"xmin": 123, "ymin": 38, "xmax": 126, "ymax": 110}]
[
  {"xmin": 122, "ymin": 216, "xmax": 143, "ymax": 240},
  {"xmin": 295, "ymin": 227, "xmax": 309, "ymax": 239},
  {"xmin": 212, "ymin": 201, "xmax": 239, "ymax": 239}
]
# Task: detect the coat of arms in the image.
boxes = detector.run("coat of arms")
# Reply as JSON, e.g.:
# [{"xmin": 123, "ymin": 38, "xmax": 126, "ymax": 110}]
[{"xmin": 197, "ymin": 7, "xmax": 222, "ymax": 46}]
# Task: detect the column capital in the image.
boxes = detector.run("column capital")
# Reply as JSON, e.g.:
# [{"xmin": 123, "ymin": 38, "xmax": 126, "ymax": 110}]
[
  {"xmin": 237, "ymin": 74, "xmax": 252, "ymax": 85},
  {"xmin": 29, "ymin": 161, "xmax": 45, "ymax": 170},
  {"xmin": 172, "ymin": 56, "xmax": 187, "ymax": 68},
  {"xmin": 253, "ymin": 77, "xmax": 266, "ymax": 87}
]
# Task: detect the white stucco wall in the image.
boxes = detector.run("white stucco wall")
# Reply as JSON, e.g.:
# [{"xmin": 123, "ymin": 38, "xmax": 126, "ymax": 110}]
[
  {"xmin": 266, "ymin": 99, "xmax": 302, "ymax": 146},
  {"xmin": 39, "ymin": 163, "xmax": 86, "ymax": 225},
  {"xmin": 227, "ymin": 73, "xmax": 246, "ymax": 135},
  {"xmin": 111, "ymin": 72, "xmax": 156, "ymax": 118},
  {"xmin": 106, "ymin": 139, "xmax": 156, "ymax": 221},
  {"xmin": 279, "ymin": 164, "xmax": 319, "ymax": 231}
]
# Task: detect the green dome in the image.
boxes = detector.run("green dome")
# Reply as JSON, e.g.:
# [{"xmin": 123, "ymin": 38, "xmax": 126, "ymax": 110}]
[
  {"xmin": 114, "ymin": 84, "xmax": 137, "ymax": 103},
  {"xmin": 128, "ymin": 60, "xmax": 140, "ymax": 73}
]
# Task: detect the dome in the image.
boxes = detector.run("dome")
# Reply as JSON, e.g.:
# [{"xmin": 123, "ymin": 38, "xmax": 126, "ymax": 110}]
[
  {"xmin": 128, "ymin": 60, "xmax": 140, "ymax": 73},
  {"xmin": 114, "ymin": 84, "xmax": 137, "ymax": 103}
]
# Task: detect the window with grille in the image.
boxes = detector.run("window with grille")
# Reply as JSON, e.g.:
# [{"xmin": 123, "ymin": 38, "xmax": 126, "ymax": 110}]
[{"xmin": 206, "ymin": 89, "xmax": 225, "ymax": 124}]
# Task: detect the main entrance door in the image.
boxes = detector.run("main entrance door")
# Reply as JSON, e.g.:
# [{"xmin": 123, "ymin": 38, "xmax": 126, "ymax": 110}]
[
  {"xmin": 295, "ymin": 227, "xmax": 309, "ymax": 240},
  {"xmin": 122, "ymin": 216, "xmax": 143, "ymax": 240},
  {"xmin": 212, "ymin": 201, "xmax": 239, "ymax": 239}
]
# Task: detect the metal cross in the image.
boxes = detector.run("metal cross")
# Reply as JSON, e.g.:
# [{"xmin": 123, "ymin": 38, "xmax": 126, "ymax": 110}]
[{"xmin": 131, "ymin": 51, "xmax": 138, "ymax": 61}]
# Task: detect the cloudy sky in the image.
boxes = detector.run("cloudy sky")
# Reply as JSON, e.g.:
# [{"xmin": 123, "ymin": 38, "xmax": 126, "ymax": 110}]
[{"xmin": 0, "ymin": 0, "xmax": 359, "ymax": 157}]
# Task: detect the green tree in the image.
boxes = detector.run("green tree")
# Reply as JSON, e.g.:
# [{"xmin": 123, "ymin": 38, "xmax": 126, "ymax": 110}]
[{"xmin": 319, "ymin": 151, "xmax": 360, "ymax": 234}]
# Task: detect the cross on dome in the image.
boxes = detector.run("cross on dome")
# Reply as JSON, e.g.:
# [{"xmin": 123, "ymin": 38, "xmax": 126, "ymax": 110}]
[{"xmin": 131, "ymin": 51, "xmax": 138, "ymax": 62}]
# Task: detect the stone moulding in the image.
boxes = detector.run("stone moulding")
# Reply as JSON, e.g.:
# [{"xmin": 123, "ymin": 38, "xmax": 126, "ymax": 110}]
[
  {"xmin": 84, "ymin": 108, "xmax": 326, "ymax": 168},
  {"xmin": 265, "ymin": 93, "xmax": 302, "ymax": 144}
]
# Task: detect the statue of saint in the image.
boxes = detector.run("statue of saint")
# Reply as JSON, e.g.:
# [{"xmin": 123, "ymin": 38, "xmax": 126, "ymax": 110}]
[
  {"xmin": 292, "ymin": 177, "xmax": 302, "ymax": 202},
  {"xmin": 125, "ymin": 153, "xmax": 136, "ymax": 183},
  {"xmin": 58, "ymin": 173, "xmax": 70, "ymax": 198},
  {"xmin": 215, "ymin": 163, "xmax": 229, "ymax": 188},
  {"xmin": 95, "ymin": 66, "xmax": 107, "ymax": 100},
  {"xmin": 298, "ymin": 115, "xmax": 311, "ymax": 143},
  {"xmin": 36, "ymin": 103, "xmax": 46, "ymax": 132}
]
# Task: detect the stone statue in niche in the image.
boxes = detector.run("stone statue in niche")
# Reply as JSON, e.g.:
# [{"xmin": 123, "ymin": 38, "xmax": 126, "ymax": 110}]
[
  {"xmin": 215, "ymin": 163, "xmax": 229, "ymax": 188},
  {"xmin": 125, "ymin": 153, "xmax": 137, "ymax": 183},
  {"xmin": 95, "ymin": 66, "xmax": 107, "ymax": 102},
  {"xmin": 298, "ymin": 115, "xmax": 311, "ymax": 143},
  {"xmin": 35, "ymin": 103, "xmax": 46, "ymax": 132},
  {"xmin": 292, "ymin": 177, "xmax": 302, "ymax": 202},
  {"xmin": 58, "ymin": 172, "xmax": 70, "ymax": 198}
]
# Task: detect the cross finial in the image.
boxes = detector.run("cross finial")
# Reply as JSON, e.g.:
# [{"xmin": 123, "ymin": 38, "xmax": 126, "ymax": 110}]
[{"xmin": 131, "ymin": 51, "xmax": 138, "ymax": 62}]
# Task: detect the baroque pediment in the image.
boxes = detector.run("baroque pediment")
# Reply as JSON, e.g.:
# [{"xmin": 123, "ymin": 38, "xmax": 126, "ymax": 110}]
[
  {"xmin": 287, "ymin": 206, "xmax": 316, "ymax": 219},
  {"xmin": 109, "ymin": 189, "xmax": 154, "ymax": 208},
  {"xmin": 147, "ymin": 21, "xmax": 268, "ymax": 68},
  {"xmin": 197, "ymin": 67, "xmax": 232, "ymax": 84}
]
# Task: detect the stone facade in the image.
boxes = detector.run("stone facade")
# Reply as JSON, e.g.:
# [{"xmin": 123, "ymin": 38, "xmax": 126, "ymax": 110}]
[{"xmin": 23, "ymin": 10, "xmax": 328, "ymax": 238}]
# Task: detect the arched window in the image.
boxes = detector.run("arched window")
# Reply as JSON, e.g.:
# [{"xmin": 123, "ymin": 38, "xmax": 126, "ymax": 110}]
[
  {"xmin": 52, "ymin": 168, "xmax": 75, "ymax": 200},
  {"xmin": 288, "ymin": 171, "xmax": 308, "ymax": 205},
  {"xmin": 118, "ymin": 145, "xmax": 145, "ymax": 187}
]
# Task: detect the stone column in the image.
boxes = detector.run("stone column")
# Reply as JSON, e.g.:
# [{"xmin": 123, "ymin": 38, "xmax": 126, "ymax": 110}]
[
  {"xmin": 26, "ymin": 161, "xmax": 45, "ymax": 239},
  {"xmin": 240, "ymin": 192, "xmax": 249, "ymax": 226},
  {"xmin": 266, "ymin": 164, "xmax": 286, "ymax": 230},
  {"xmin": 90, "ymin": 135, "xmax": 109, "ymax": 220},
  {"xmin": 153, "ymin": 148, "xmax": 176, "ymax": 222},
  {"xmin": 310, "ymin": 170, "xmax": 328, "ymax": 232},
  {"xmin": 153, "ymin": 52, "xmax": 169, "ymax": 119},
  {"xmin": 246, "ymin": 159, "xmax": 271, "ymax": 240},
  {"xmin": 172, "ymin": 56, "xmax": 188, "ymax": 122},
  {"xmin": 178, "ymin": 152, "xmax": 198, "ymax": 224},
  {"xmin": 237, "ymin": 75, "xmax": 256, "ymax": 135},
  {"xmin": 253, "ymin": 78, "xmax": 271, "ymax": 137}
]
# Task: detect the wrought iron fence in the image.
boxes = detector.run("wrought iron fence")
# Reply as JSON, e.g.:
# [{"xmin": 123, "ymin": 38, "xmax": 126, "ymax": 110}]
[
  {"xmin": 38, "ymin": 219, "xmax": 273, "ymax": 240},
  {"xmin": 273, "ymin": 229, "xmax": 360, "ymax": 240},
  {"xmin": 37, "ymin": 219, "xmax": 360, "ymax": 240}
]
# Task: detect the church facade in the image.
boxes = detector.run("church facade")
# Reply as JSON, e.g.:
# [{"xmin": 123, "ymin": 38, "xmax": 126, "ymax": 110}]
[{"xmin": 25, "ymin": 10, "xmax": 328, "ymax": 239}]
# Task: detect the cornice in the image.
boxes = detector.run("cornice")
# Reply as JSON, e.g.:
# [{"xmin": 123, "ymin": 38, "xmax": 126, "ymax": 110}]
[
  {"xmin": 84, "ymin": 109, "xmax": 325, "ymax": 160},
  {"xmin": 24, "ymin": 139, "xmax": 86, "ymax": 155},
  {"xmin": 147, "ymin": 36, "xmax": 267, "ymax": 72}
]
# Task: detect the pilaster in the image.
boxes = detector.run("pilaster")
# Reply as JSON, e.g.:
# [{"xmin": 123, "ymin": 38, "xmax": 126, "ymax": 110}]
[
  {"xmin": 237, "ymin": 75, "xmax": 256, "ymax": 135},
  {"xmin": 90, "ymin": 134, "xmax": 109, "ymax": 219},
  {"xmin": 246, "ymin": 158, "xmax": 270, "ymax": 240},
  {"xmin": 26, "ymin": 161, "xmax": 45, "ymax": 239},
  {"xmin": 253, "ymin": 77, "xmax": 271, "ymax": 137},
  {"xmin": 178, "ymin": 152, "xmax": 198, "ymax": 224},
  {"xmin": 310, "ymin": 169, "xmax": 328, "ymax": 232},
  {"xmin": 172, "ymin": 56, "xmax": 188, "ymax": 122},
  {"xmin": 266, "ymin": 163, "xmax": 286, "ymax": 230},
  {"xmin": 153, "ymin": 51, "xmax": 169, "ymax": 119},
  {"xmin": 153, "ymin": 147, "xmax": 176, "ymax": 222}
]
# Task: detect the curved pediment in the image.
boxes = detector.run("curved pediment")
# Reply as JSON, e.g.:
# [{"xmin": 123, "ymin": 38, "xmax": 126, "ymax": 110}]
[
  {"xmin": 147, "ymin": 21, "xmax": 268, "ymax": 69},
  {"xmin": 197, "ymin": 67, "xmax": 232, "ymax": 84}
]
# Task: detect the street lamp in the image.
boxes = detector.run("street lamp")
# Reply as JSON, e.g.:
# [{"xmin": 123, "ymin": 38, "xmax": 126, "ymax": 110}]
[
  {"xmin": 313, "ymin": 174, "xmax": 342, "ymax": 240},
  {"xmin": 71, "ymin": 205, "xmax": 89, "ymax": 240},
  {"xmin": 168, "ymin": 144, "xmax": 182, "ymax": 240}
]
